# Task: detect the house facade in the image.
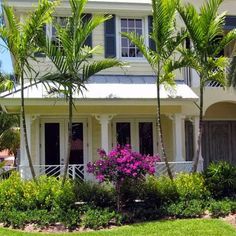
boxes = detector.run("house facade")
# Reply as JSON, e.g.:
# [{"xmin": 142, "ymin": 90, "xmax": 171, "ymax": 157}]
[{"xmin": 1, "ymin": 0, "xmax": 236, "ymax": 179}]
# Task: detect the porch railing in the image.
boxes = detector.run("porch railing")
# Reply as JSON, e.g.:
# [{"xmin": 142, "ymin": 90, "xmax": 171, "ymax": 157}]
[
  {"xmin": 155, "ymin": 161, "xmax": 193, "ymax": 176},
  {"xmin": 17, "ymin": 162, "xmax": 193, "ymax": 180},
  {"xmin": 19, "ymin": 164, "xmax": 85, "ymax": 181}
]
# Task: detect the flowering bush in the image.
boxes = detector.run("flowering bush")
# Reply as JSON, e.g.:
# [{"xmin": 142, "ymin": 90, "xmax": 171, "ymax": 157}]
[
  {"xmin": 87, "ymin": 145, "xmax": 160, "ymax": 183},
  {"xmin": 87, "ymin": 145, "xmax": 160, "ymax": 211}
]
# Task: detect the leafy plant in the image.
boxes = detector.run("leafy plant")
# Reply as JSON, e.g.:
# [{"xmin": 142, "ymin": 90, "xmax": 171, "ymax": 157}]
[
  {"xmin": 165, "ymin": 200, "xmax": 205, "ymax": 218},
  {"xmin": 87, "ymin": 145, "xmax": 159, "ymax": 211},
  {"xmin": 75, "ymin": 181, "xmax": 115, "ymax": 208},
  {"xmin": 204, "ymin": 161, "xmax": 236, "ymax": 199},
  {"xmin": 37, "ymin": 0, "xmax": 123, "ymax": 185},
  {"xmin": 82, "ymin": 208, "xmax": 122, "ymax": 229},
  {"xmin": 175, "ymin": 173, "xmax": 210, "ymax": 201},
  {"xmin": 177, "ymin": 0, "xmax": 236, "ymax": 171},
  {"xmin": 0, "ymin": 0, "xmax": 57, "ymax": 180},
  {"xmin": 209, "ymin": 200, "xmax": 232, "ymax": 218},
  {"xmin": 122, "ymin": 0, "xmax": 187, "ymax": 179},
  {"xmin": 142, "ymin": 176, "xmax": 178, "ymax": 206}
]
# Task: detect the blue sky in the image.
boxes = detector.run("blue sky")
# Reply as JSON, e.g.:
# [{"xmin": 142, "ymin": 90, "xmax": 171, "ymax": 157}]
[{"xmin": 0, "ymin": 0, "xmax": 13, "ymax": 74}]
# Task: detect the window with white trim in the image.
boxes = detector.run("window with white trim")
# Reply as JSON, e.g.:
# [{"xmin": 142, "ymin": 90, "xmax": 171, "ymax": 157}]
[{"xmin": 120, "ymin": 18, "xmax": 144, "ymax": 58}]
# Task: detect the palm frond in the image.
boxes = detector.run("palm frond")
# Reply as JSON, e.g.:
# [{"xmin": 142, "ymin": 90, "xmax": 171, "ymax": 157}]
[
  {"xmin": 177, "ymin": 2, "xmax": 204, "ymax": 52},
  {"xmin": 121, "ymin": 32, "xmax": 157, "ymax": 68},
  {"xmin": 213, "ymin": 29, "xmax": 236, "ymax": 56},
  {"xmin": 152, "ymin": 0, "xmax": 177, "ymax": 54},
  {"xmin": 228, "ymin": 56, "xmax": 236, "ymax": 87},
  {"xmin": 82, "ymin": 59, "xmax": 124, "ymax": 81}
]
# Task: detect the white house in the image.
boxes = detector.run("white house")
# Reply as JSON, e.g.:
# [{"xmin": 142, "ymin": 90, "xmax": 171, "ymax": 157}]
[{"xmin": 1, "ymin": 0, "xmax": 236, "ymax": 179}]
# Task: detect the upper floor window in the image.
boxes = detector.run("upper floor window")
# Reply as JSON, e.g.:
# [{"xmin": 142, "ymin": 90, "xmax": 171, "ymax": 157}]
[
  {"xmin": 120, "ymin": 18, "xmax": 143, "ymax": 58},
  {"xmin": 105, "ymin": 15, "xmax": 154, "ymax": 59}
]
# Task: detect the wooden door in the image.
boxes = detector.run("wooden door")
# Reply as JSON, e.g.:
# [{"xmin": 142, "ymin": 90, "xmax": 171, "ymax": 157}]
[{"xmin": 202, "ymin": 121, "xmax": 236, "ymax": 168}]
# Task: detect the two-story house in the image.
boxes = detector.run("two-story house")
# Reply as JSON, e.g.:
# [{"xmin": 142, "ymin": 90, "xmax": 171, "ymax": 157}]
[{"xmin": 1, "ymin": 0, "xmax": 236, "ymax": 179}]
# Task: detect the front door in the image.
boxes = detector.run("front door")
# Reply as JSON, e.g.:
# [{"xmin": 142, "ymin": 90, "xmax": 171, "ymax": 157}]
[
  {"xmin": 45, "ymin": 123, "xmax": 60, "ymax": 165},
  {"xmin": 44, "ymin": 123, "xmax": 60, "ymax": 175}
]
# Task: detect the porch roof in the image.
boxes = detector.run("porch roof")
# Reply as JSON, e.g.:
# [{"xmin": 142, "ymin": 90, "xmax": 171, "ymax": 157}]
[{"xmin": 1, "ymin": 75, "xmax": 198, "ymax": 101}]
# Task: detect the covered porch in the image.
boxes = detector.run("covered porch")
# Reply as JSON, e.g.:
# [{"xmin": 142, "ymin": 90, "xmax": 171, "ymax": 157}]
[{"xmin": 1, "ymin": 75, "xmax": 199, "ymax": 180}]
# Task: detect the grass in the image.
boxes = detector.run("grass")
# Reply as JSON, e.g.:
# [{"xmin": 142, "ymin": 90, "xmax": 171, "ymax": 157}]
[{"xmin": 0, "ymin": 219, "xmax": 235, "ymax": 236}]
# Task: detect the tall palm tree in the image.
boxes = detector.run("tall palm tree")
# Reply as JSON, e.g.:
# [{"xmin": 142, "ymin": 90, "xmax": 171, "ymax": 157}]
[
  {"xmin": 122, "ymin": 0, "xmax": 187, "ymax": 180},
  {"xmin": 0, "ymin": 0, "xmax": 57, "ymax": 180},
  {"xmin": 37, "ymin": 0, "xmax": 123, "ymax": 185},
  {"xmin": 177, "ymin": 0, "xmax": 236, "ymax": 172}
]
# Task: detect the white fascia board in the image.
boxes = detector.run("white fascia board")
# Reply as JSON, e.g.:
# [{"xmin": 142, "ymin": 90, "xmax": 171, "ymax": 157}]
[
  {"xmin": 1, "ymin": 82, "xmax": 198, "ymax": 100},
  {"xmin": 7, "ymin": 0, "xmax": 152, "ymax": 14}
]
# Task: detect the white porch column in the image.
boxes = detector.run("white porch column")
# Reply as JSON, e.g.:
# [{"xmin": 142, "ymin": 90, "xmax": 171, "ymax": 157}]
[
  {"xmin": 193, "ymin": 116, "xmax": 204, "ymax": 172},
  {"xmin": 20, "ymin": 115, "xmax": 32, "ymax": 179},
  {"xmin": 173, "ymin": 114, "xmax": 185, "ymax": 162},
  {"xmin": 95, "ymin": 114, "xmax": 114, "ymax": 153}
]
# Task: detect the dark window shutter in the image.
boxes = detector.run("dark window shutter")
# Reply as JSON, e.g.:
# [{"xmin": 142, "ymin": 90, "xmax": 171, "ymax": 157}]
[
  {"xmin": 224, "ymin": 16, "xmax": 236, "ymax": 30},
  {"xmin": 82, "ymin": 14, "xmax": 92, "ymax": 47},
  {"xmin": 148, "ymin": 15, "xmax": 156, "ymax": 51},
  {"xmin": 104, "ymin": 15, "xmax": 116, "ymax": 58}
]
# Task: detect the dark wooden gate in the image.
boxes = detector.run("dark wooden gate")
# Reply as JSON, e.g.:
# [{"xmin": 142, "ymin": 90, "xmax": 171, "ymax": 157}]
[{"xmin": 202, "ymin": 121, "xmax": 236, "ymax": 168}]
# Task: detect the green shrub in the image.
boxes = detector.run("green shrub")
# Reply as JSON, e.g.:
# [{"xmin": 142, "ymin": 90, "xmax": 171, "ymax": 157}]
[
  {"xmin": 142, "ymin": 176, "xmax": 178, "ymax": 206},
  {"xmin": 0, "ymin": 209, "xmax": 58, "ymax": 228},
  {"xmin": 164, "ymin": 200, "xmax": 205, "ymax": 218},
  {"xmin": 82, "ymin": 208, "xmax": 122, "ymax": 229},
  {"xmin": 75, "ymin": 181, "xmax": 115, "ymax": 208},
  {"xmin": 208, "ymin": 200, "xmax": 232, "ymax": 218},
  {"xmin": 175, "ymin": 173, "xmax": 210, "ymax": 201},
  {"xmin": 0, "ymin": 172, "xmax": 26, "ymax": 211},
  {"xmin": 120, "ymin": 178, "xmax": 145, "ymax": 207},
  {"xmin": 204, "ymin": 161, "xmax": 236, "ymax": 199},
  {"xmin": 57, "ymin": 208, "xmax": 82, "ymax": 230},
  {"xmin": 229, "ymin": 200, "xmax": 236, "ymax": 213}
]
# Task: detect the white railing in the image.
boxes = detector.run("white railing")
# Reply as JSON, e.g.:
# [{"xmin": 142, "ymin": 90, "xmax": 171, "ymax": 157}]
[
  {"xmin": 19, "ymin": 164, "xmax": 85, "ymax": 181},
  {"xmin": 18, "ymin": 162, "xmax": 192, "ymax": 181},
  {"xmin": 155, "ymin": 161, "xmax": 193, "ymax": 177}
]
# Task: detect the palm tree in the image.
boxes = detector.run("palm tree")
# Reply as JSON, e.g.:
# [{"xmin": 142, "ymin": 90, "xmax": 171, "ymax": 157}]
[
  {"xmin": 0, "ymin": 72, "xmax": 14, "ymax": 93},
  {"xmin": 0, "ymin": 0, "xmax": 57, "ymax": 180},
  {"xmin": 122, "ymin": 0, "xmax": 187, "ymax": 180},
  {"xmin": 177, "ymin": 0, "xmax": 236, "ymax": 172},
  {"xmin": 37, "ymin": 0, "xmax": 123, "ymax": 185}
]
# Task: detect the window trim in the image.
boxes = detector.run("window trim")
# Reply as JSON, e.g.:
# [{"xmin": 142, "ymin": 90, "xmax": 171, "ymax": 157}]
[{"xmin": 116, "ymin": 16, "xmax": 149, "ymax": 61}]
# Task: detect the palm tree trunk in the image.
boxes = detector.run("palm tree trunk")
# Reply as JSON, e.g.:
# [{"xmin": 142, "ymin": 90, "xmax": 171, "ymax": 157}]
[
  {"xmin": 156, "ymin": 62, "xmax": 173, "ymax": 180},
  {"xmin": 20, "ymin": 72, "xmax": 36, "ymax": 181},
  {"xmin": 62, "ymin": 88, "xmax": 73, "ymax": 186},
  {"xmin": 192, "ymin": 83, "xmax": 204, "ymax": 173}
]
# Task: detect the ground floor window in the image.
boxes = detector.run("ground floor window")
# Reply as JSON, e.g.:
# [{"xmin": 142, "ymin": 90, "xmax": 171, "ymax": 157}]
[
  {"xmin": 113, "ymin": 119, "xmax": 156, "ymax": 155},
  {"xmin": 116, "ymin": 122, "xmax": 131, "ymax": 146}
]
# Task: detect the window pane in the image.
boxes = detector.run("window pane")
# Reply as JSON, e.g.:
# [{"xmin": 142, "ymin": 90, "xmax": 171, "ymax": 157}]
[
  {"xmin": 128, "ymin": 19, "xmax": 135, "ymax": 28},
  {"xmin": 116, "ymin": 122, "xmax": 131, "ymax": 146},
  {"xmin": 139, "ymin": 122, "xmax": 153, "ymax": 155},
  {"xmin": 129, "ymin": 48, "xmax": 136, "ymax": 57},
  {"xmin": 121, "ymin": 37, "xmax": 128, "ymax": 47},
  {"xmin": 121, "ymin": 48, "xmax": 128, "ymax": 57},
  {"xmin": 121, "ymin": 27, "xmax": 127, "ymax": 32},
  {"xmin": 136, "ymin": 19, "xmax": 142, "ymax": 28},
  {"xmin": 121, "ymin": 19, "xmax": 127, "ymax": 28},
  {"xmin": 136, "ymin": 29, "xmax": 142, "ymax": 35}
]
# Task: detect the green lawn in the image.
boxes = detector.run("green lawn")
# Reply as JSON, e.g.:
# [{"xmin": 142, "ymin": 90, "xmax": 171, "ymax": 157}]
[{"xmin": 0, "ymin": 219, "xmax": 235, "ymax": 236}]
